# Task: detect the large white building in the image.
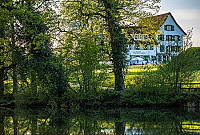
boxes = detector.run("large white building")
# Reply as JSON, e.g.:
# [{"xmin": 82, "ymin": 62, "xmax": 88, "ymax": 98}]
[{"xmin": 124, "ymin": 12, "xmax": 187, "ymax": 64}]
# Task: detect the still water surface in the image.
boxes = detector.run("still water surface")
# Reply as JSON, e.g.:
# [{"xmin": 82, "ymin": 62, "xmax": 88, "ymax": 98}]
[{"xmin": 0, "ymin": 107, "xmax": 199, "ymax": 135}]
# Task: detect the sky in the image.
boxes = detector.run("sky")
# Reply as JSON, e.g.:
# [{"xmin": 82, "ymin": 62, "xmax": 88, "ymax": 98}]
[{"xmin": 157, "ymin": 0, "xmax": 200, "ymax": 47}]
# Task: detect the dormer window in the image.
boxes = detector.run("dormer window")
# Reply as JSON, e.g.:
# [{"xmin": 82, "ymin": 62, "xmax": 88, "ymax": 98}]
[
  {"xmin": 134, "ymin": 34, "xmax": 139, "ymax": 40},
  {"xmin": 164, "ymin": 25, "xmax": 174, "ymax": 31}
]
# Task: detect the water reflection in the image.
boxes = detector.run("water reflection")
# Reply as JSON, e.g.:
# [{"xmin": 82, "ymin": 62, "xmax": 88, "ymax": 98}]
[{"xmin": 0, "ymin": 107, "xmax": 200, "ymax": 135}]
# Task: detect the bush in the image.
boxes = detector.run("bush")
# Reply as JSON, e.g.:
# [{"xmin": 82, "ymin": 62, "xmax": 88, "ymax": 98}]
[
  {"xmin": 122, "ymin": 64, "xmax": 184, "ymax": 107},
  {"xmin": 121, "ymin": 86, "xmax": 184, "ymax": 107}
]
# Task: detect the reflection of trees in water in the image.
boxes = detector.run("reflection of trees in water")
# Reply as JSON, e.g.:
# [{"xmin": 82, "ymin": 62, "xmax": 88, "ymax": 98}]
[
  {"xmin": 12, "ymin": 114, "xmax": 18, "ymax": 135},
  {"xmin": 0, "ymin": 112, "xmax": 4, "ymax": 135},
  {"xmin": 0, "ymin": 108, "xmax": 199, "ymax": 134}
]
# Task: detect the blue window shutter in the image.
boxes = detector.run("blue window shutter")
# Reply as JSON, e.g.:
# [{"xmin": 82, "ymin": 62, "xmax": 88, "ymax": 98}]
[
  {"xmin": 166, "ymin": 35, "xmax": 169, "ymax": 41},
  {"xmin": 164, "ymin": 25, "xmax": 167, "ymax": 30},
  {"xmin": 172, "ymin": 35, "xmax": 175, "ymax": 41},
  {"xmin": 158, "ymin": 35, "xmax": 162, "ymax": 40},
  {"xmin": 172, "ymin": 25, "xmax": 174, "ymax": 31},
  {"xmin": 162, "ymin": 35, "xmax": 164, "ymax": 41}
]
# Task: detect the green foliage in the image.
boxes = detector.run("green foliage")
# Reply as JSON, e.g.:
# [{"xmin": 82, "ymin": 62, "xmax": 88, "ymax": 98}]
[
  {"xmin": 0, "ymin": 0, "xmax": 68, "ymax": 107},
  {"xmin": 2, "ymin": 0, "xmax": 193, "ymax": 108},
  {"xmin": 120, "ymin": 65, "xmax": 184, "ymax": 107},
  {"xmin": 169, "ymin": 47, "xmax": 200, "ymax": 72},
  {"xmin": 61, "ymin": 0, "xmax": 161, "ymax": 92},
  {"xmin": 59, "ymin": 30, "xmax": 109, "ymax": 97},
  {"xmin": 16, "ymin": 56, "xmax": 67, "ymax": 107},
  {"xmin": 159, "ymin": 47, "xmax": 200, "ymax": 85},
  {"xmin": 121, "ymin": 86, "xmax": 183, "ymax": 107},
  {"xmin": 123, "ymin": 48, "xmax": 200, "ymax": 107}
]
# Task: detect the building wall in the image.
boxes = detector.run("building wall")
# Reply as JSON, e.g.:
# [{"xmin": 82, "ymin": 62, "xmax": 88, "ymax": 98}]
[
  {"xmin": 126, "ymin": 14, "xmax": 186, "ymax": 64},
  {"xmin": 157, "ymin": 15, "xmax": 185, "ymax": 53}
]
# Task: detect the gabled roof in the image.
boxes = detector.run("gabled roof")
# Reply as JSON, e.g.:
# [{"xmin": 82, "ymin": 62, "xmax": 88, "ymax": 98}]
[
  {"xmin": 122, "ymin": 12, "xmax": 187, "ymax": 36},
  {"xmin": 153, "ymin": 12, "xmax": 187, "ymax": 35},
  {"xmin": 152, "ymin": 12, "xmax": 169, "ymax": 23}
]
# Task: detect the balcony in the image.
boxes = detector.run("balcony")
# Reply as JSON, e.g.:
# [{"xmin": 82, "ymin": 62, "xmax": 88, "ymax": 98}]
[{"xmin": 129, "ymin": 50, "xmax": 156, "ymax": 56}]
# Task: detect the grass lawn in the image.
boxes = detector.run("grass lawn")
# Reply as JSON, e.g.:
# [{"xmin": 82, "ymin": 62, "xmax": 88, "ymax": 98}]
[
  {"xmin": 102, "ymin": 65, "xmax": 157, "ymax": 88},
  {"xmin": 102, "ymin": 64, "xmax": 200, "ymax": 88}
]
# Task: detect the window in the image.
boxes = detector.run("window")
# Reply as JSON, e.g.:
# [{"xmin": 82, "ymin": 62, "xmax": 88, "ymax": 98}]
[
  {"xmin": 134, "ymin": 34, "xmax": 139, "ymax": 40},
  {"xmin": 166, "ymin": 35, "xmax": 172, "ymax": 41},
  {"xmin": 171, "ymin": 46, "xmax": 176, "ymax": 52},
  {"xmin": 136, "ymin": 45, "xmax": 140, "ymax": 50},
  {"xmin": 147, "ymin": 45, "xmax": 151, "ymax": 50},
  {"xmin": 129, "ymin": 45, "xmax": 132, "ymax": 50},
  {"xmin": 133, "ymin": 45, "xmax": 136, "ymax": 50},
  {"xmin": 172, "ymin": 35, "xmax": 175, "ymax": 41},
  {"xmin": 166, "ymin": 46, "xmax": 170, "ymax": 52},
  {"xmin": 139, "ymin": 34, "xmax": 148, "ymax": 41},
  {"xmin": 164, "ymin": 25, "xmax": 174, "ymax": 31},
  {"xmin": 144, "ymin": 56, "xmax": 148, "ymax": 61},
  {"xmin": 143, "ymin": 45, "xmax": 148, "ymax": 50},
  {"xmin": 175, "ymin": 35, "xmax": 180, "ymax": 41},
  {"xmin": 140, "ymin": 35, "xmax": 143, "ymax": 40},
  {"xmin": 160, "ymin": 45, "xmax": 165, "ymax": 52},
  {"xmin": 158, "ymin": 35, "xmax": 164, "ymax": 41},
  {"xmin": 150, "ymin": 46, "xmax": 154, "ymax": 50},
  {"xmin": 144, "ymin": 35, "xmax": 148, "ymax": 41}
]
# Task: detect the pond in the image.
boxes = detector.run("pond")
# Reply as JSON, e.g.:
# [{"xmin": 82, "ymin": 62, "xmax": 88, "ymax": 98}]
[{"xmin": 0, "ymin": 107, "xmax": 199, "ymax": 135}]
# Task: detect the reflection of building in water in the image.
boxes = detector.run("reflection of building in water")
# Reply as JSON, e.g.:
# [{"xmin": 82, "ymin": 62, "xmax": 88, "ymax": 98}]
[
  {"xmin": 125, "ymin": 128, "xmax": 142, "ymax": 135},
  {"xmin": 99, "ymin": 122, "xmax": 200, "ymax": 134},
  {"xmin": 122, "ymin": 12, "xmax": 186, "ymax": 65},
  {"xmin": 100, "ymin": 127, "xmax": 142, "ymax": 135},
  {"xmin": 100, "ymin": 129, "xmax": 114, "ymax": 134}
]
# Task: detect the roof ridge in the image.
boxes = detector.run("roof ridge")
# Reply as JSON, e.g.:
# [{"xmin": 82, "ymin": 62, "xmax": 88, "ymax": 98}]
[{"xmin": 154, "ymin": 12, "xmax": 171, "ymax": 17}]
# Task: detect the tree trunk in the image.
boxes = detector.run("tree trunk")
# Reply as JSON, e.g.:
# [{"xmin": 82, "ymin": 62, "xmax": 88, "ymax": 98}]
[
  {"xmin": 30, "ymin": 72, "xmax": 37, "ymax": 97},
  {"xmin": 114, "ymin": 109, "xmax": 125, "ymax": 135},
  {"xmin": 13, "ymin": 114, "xmax": 18, "ymax": 135},
  {"xmin": 13, "ymin": 65, "xmax": 18, "ymax": 95},
  {"xmin": 103, "ymin": 0, "xmax": 126, "ymax": 91},
  {"xmin": 174, "ymin": 57, "xmax": 180, "ymax": 90},
  {"xmin": 11, "ymin": 21, "xmax": 18, "ymax": 96},
  {"xmin": 31, "ymin": 117, "xmax": 37, "ymax": 135},
  {"xmin": 115, "ymin": 122, "xmax": 125, "ymax": 135},
  {"xmin": 0, "ymin": 44, "xmax": 4, "ymax": 98},
  {"xmin": 0, "ymin": 114, "xmax": 4, "ymax": 135},
  {"xmin": 113, "ymin": 52, "xmax": 125, "ymax": 91},
  {"xmin": 0, "ymin": 71, "xmax": 4, "ymax": 98}
]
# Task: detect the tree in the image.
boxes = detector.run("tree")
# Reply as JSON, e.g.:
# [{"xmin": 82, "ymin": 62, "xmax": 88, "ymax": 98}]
[
  {"xmin": 62, "ymin": 31, "xmax": 108, "ymax": 91},
  {"xmin": 164, "ymin": 29, "xmax": 198, "ymax": 89},
  {"xmin": 183, "ymin": 28, "xmax": 193, "ymax": 51},
  {"xmin": 0, "ymin": 0, "xmax": 20, "ymax": 97},
  {"xmin": 15, "ymin": 0, "xmax": 67, "ymax": 107},
  {"xmin": 0, "ymin": 0, "xmax": 67, "ymax": 107},
  {"xmin": 61, "ymin": 0, "xmax": 161, "ymax": 92},
  {"xmin": 165, "ymin": 47, "xmax": 200, "ymax": 87}
]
